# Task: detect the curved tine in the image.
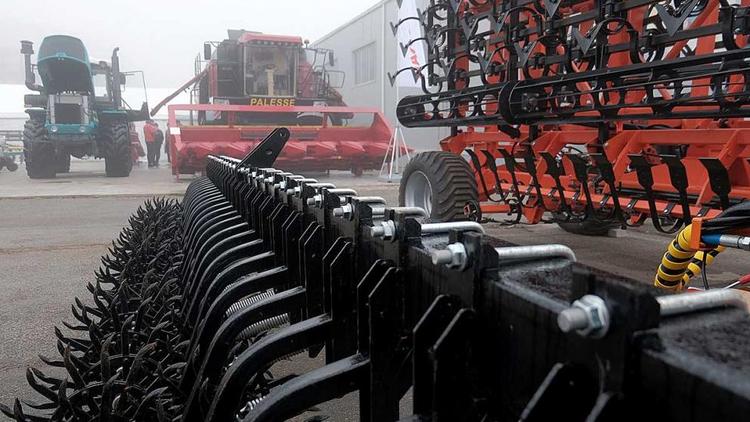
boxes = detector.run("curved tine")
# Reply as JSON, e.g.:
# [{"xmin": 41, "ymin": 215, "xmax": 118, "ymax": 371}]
[
  {"xmin": 186, "ymin": 250, "xmax": 275, "ymax": 331},
  {"xmin": 183, "ymin": 268, "xmax": 292, "ymax": 387},
  {"xmin": 197, "ymin": 316, "xmax": 334, "ymax": 422},
  {"xmin": 182, "ymin": 238, "xmax": 265, "ymax": 313},
  {"xmin": 244, "ymin": 354, "xmax": 369, "ymax": 422},
  {"xmin": 184, "ymin": 214, "xmax": 245, "ymax": 273},
  {"xmin": 183, "ymin": 189, "xmax": 222, "ymax": 223},
  {"xmin": 184, "ymin": 207, "xmax": 241, "ymax": 257},
  {"xmin": 183, "ymin": 223, "xmax": 251, "ymax": 284},
  {"xmin": 184, "ymin": 206, "xmax": 237, "ymax": 256},
  {"xmin": 181, "ymin": 286, "xmax": 306, "ymax": 399},
  {"xmin": 183, "ymin": 197, "xmax": 226, "ymax": 247},
  {"xmin": 184, "ymin": 231, "xmax": 256, "ymax": 297}
]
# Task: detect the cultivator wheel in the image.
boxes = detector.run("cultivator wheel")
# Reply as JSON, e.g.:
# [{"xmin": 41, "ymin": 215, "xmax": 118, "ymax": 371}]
[
  {"xmin": 5, "ymin": 128, "xmax": 750, "ymax": 421},
  {"xmin": 23, "ymin": 118, "xmax": 56, "ymax": 179},
  {"xmin": 399, "ymin": 151, "xmax": 478, "ymax": 222},
  {"xmin": 101, "ymin": 122, "xmax": 133, "ymax": 178}
]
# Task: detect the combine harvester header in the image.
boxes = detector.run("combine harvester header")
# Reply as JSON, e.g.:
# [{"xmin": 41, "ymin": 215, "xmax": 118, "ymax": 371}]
[{"xmin": 154, "ymin": 30, "xmax": 400, "ymax": 177}]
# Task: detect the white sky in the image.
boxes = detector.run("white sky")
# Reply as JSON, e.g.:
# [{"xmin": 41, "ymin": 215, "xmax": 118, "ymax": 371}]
[{"xmin": 0, "ymin": 0, "xmax": 383, "ymax": 88}]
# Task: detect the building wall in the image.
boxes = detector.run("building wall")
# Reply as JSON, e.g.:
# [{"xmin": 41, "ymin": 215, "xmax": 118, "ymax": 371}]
[{"xmin": 314, "ymin": 0, "xmax": 451, "ymax": 151}]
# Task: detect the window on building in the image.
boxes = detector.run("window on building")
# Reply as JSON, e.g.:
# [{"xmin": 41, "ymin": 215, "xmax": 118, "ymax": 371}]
[{"xmin": 353, "ymin": 43, "xmax": 376, "ymax": 85}]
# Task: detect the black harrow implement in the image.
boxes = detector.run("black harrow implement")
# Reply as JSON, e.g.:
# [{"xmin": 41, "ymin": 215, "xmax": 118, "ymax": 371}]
[{"xmin": 4, "ymin": 128, "xmax": 750, "ymax": 421}]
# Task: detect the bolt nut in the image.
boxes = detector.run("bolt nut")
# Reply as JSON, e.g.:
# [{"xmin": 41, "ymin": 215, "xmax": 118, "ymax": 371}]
[
  {"xmin": 370, "ymin": 220, "xmax": 396, "ymax": 240},
  {"xmin": 557, "ymin": 294, "xmax": 610, "ymax": 338},
  {"xmin": 431, "ymin": 242, "xmax": 468, "ymax": 270},
  {"xmin": 738, "ymin": 236, "xmax": 750, "ymax": 251},
  {"xmin": 333, "ymin": 203, "xmax": 354, "ymax": 219}
]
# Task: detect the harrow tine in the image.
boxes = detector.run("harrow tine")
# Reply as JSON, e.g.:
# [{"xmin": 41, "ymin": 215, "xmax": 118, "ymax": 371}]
[
  {"xmin": 699, "ymin": 158, "xmax": 732, "ymax": 210},
  {"xmin": 539, "ymin": 152, "xmax": 571, "ymax": 218},
  {"xmin": 565, "ymin": 154, "xmax": 597, "ymax": 222},
  {"xmin": 660, "ymin": 155, "xmax": 693, "ymax": 225},
  {"xmin": 589, "ymin": 154, "xmax": 625, "ymax": 226},
  {"xmin": 465, "ymin": 149, "xmax": 492, "ymax": 200},
  {"xmin": 242, "ymin": 355, "xmax": 369, "ymax": 422},
  {"xmin": 201, "ymin": 316, "xmax": 334, "ymax": 422},
  {"xmin": 629, "ymin": 154, "xmax": 683, "ymax": 234},
  {"xmin": 479, "ymin": 149, "xmax": 508, "ymax": 202}
]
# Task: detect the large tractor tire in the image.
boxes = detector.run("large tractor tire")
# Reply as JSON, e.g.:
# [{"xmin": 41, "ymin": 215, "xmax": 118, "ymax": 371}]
[
  {"xmin": 55, "ymin": 152, "xmax": 71, "ymax": 173},
  {"xmin": 23, "ymin": 119, "xmax": 56, "ymax": 179},
  {"xmin": 101, "ymin": 122, "xmax": 133, "ymax": 177},
  {"xmin": 399, "ymin": 151, "xmax": 478, "ymax": 222}
]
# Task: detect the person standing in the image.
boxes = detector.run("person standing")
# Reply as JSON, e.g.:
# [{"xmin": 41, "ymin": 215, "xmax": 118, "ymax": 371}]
[
  {"xmin": 143, "ymin": 120, "xmax": 158, "ymax": 168},
  {"xmin": 153, "ymin": 122, "xmax": 164, "ymax": 167}
]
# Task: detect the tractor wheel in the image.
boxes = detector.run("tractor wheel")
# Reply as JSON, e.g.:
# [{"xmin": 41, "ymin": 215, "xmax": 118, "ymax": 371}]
[
  {"xmin": 55, "ymin": 152, "xmax": 71, "ymax": 173},
  {"xmin": 6, "ymin": 159, "xmax": 19, "ymax": 172},
  {"xmin": 399, "ymin": 151, "xmax": 478, "ymax": 222},
  {"xmin": 101, "ymin": 122, "xmax": 133, "ymax": 177},
  {"xmin": 23, "ymin": 119, "xmax": 56, "ymax": 179}
]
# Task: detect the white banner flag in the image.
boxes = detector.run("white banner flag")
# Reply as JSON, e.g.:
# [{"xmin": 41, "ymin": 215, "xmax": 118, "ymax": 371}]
[{"xmin": 395, "ymin": 0, "xmax": 427, "ymax": 88}]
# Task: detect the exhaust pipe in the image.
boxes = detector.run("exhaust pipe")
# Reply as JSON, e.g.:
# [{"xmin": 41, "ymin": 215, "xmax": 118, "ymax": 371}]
[{"xmin": 20, "ymin": 40, "xmax": 43, "ymax": 92}]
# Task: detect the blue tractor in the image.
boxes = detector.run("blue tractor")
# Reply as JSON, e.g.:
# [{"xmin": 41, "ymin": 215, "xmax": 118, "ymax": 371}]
[{"xmin": 20, "ymin": 36, "xmax": 148, "ymax": 178}]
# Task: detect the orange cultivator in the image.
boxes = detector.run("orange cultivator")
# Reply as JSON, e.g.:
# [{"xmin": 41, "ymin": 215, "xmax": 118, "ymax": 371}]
[{"xmin": 395, "ymin": 0, "xmax": 750, "ymax": 235}]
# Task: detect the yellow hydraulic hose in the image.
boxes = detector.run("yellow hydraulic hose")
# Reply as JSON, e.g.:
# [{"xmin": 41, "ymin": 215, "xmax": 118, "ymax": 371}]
[{"xmin": 654, "ymin": 224, "xmax": 725, "ymax": 291}]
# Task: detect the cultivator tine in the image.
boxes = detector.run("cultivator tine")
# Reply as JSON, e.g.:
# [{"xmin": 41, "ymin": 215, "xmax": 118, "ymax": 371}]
[
  {"xmin": 699, "ymin": 158, "xmax": 733, "ymax": 210},
  {"xmin": 201, "ymin": 316, "xmax": 334, "ymax": 421},
  {"xmin": 522, "ymin": 147, "xmax": 549, "ymax": 210},
  {"xmin": 660, "ymin": 155, "xmax": 694, "ymax": 225},
  {"xmin": 589, "ymin": 154, "xmax": 625, "ymax": 226},
  {"xmin": 629, "ymin": 154, "xmax": 683, "ymax": 234},
  {"xmin": 479, "ymin": 149, "xmax": 507, "ymax": 202},
  {"xmin": 539, "ymin": 152, "xmax": 570, "ymax": 217},
  {"xmin": 497, "ymin": 148, "xmax": 525, "ymax": 223},
  {"xmin": 243, "ymin": 355, "xmax": 369, "ymax": 422},
  {"xmin": 465, "ymin": 149, "xmax": 492, "ymax": 200},
  {"xmin": 565, "ymin": 154, "xmax": 596, "ymax": 221}
]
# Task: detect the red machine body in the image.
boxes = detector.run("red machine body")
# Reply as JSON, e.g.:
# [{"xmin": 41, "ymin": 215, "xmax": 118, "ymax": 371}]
[
  {"xmin": 166, "ymin": 104, "xmax": 393, "ymax": 177},
  {"xmin": 154, "ymin": 30, "xmax": 396, "ymax": 175}
]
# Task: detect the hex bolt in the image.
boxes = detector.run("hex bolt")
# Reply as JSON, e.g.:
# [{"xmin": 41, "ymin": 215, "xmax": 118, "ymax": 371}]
[
  {"xmin": 430, "ymin": 242, "xmax": 468, "ymax": 270},
  {"xmin": 431, "ymin": 249, "xmax": 455, "ymax": 265},
  {"xmin": 557, "ymin": 295, "xmax": 610, "ymax": 338},
  {"xmin": 370, "ymin": 220, "xmax": 396, "ymax": 240},
  {"xmin": 333, "ymin": 203, "xmax": 354, "ymax": 218}
]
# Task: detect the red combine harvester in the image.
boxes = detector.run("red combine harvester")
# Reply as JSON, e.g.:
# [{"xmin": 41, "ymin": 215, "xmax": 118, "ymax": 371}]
[{"xmin": 152, "ymin": 30, "xmax": 394, "ymax": 176}]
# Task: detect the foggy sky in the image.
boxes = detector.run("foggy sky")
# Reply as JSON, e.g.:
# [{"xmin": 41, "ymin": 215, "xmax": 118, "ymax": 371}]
[{"xmin": 1, "ymin": 0, "xmax": 383, "ymax": 88}]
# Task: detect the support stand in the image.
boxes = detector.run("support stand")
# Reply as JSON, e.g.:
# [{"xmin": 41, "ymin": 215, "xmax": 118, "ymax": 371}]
[{"xmin": 378, "ymin": 124, "xmax": 411, "ymax": 183}]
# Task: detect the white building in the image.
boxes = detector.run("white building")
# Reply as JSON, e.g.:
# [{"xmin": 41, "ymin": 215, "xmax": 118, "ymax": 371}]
[{"xmin": 313, "ymin": 0, "xmax": 451, "ymax": 151}]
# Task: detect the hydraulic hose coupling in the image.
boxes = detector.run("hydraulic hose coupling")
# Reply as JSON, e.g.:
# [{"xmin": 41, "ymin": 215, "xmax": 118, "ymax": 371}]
[
  {"xmin": 654, "ymin": 224, "xmax": 725, "ymax": 291},
  {"xmin": 557, "ymin": 295, "xmax": 611, "ymax": 338}
]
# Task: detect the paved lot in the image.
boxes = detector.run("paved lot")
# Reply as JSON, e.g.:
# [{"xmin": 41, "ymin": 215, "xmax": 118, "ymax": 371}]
[
  {"xmin": 0, "ymin": 159, "xmax": 745, "ymax": 420},
  {"xmin": 0, "ymin": 159, "xmax": 189, "ymax": 198}
]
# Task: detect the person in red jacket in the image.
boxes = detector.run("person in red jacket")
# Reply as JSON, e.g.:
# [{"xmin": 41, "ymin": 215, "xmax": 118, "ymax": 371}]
[{"xmin": 143, "ymin": 120, "xmax": 159, "ymax": 168}]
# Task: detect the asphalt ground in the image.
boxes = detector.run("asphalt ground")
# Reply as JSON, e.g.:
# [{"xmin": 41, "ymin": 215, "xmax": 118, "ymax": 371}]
[{"xmin": 0, "ymin": 159, "xmax": 746, "ymax": 420}]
